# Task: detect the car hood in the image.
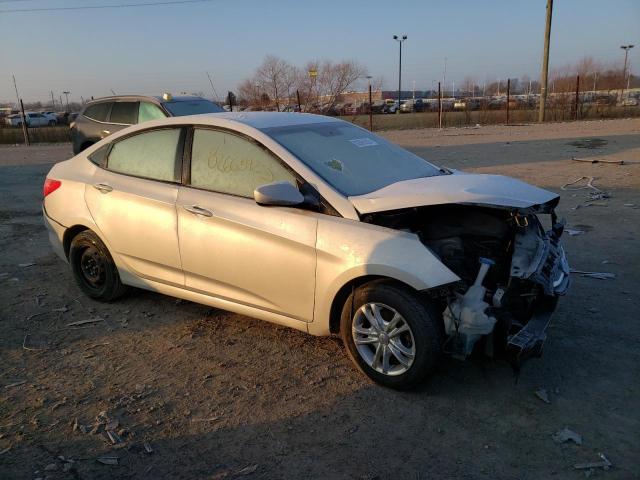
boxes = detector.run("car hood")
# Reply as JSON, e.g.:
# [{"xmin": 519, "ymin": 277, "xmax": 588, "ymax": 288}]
[{"xmin": 348, "ymin": 172, "xmax": 559, "ymax": 214}]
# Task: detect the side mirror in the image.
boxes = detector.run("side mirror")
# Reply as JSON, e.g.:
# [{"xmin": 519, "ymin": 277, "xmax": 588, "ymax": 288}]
[{"xmin": 254, "ymin": 181, "xmax": 304, "ymax": 207}]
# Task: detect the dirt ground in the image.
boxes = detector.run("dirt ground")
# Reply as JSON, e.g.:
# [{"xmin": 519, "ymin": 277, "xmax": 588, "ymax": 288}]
[{"xmin": 1, "ymin": 118, "xmax": 639, "ymax": 479}]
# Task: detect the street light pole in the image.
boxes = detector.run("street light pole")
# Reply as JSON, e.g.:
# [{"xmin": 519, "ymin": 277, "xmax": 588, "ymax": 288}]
[
  {"xmin": 393, "ymin": 35, "xmax": 407, "ymax": 114},
  {"xmin": 620, "ymin": 45, "xmax": 634, "ymax": 99},
  {"xmin": 63, "ymin": 91, "xmax": 70, "ymax": 112}
]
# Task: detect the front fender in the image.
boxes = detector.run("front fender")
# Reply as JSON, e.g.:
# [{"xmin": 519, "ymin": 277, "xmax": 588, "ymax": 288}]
[{"xmin": 310, "ymin": 216, "xmax": 460, "ymax": 336}]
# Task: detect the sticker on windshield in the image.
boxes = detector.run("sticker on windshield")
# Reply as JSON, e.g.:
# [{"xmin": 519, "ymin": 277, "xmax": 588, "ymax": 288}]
[{"xmin": 349, "ymin": 137, "xmax": 378, "ymax": 148}]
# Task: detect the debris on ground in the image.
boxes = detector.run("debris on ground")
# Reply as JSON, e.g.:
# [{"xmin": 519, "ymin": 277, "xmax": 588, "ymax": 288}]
[
  {"xmin": 571, "ymin": 157, "xmax": 629, "ymax": 165},
  {"xmin": 66, "ymin": 318, "xmax": 104, "ymax": 327},
  {"xmin": 4, "ymin": 380, "xmax": 27, "ymax": 389},
  {"xmin": 0, "ymin": 447, "xmax": 11, "ymax": 455},
  {"xmin": 574, "ymin": 453, "xmax": 612, "ymax": 471},
  {"xmin": 552, "ymin": 427, "xmax": 583, "ymax": 445},
  {"xmin": 96, "ymin": 456, "xmax": 119, "ymax": 466},
  {"xmin": 563, "ymin": 176, "xmax": 612, "ymax": 207},
  {"xmin": 235, "ymin": 464, "xmax": 259, "ymax": 476},
  {"xmin": 570, "ymin": 269, "xmax": 616, "ymax": 280},
  {"xmin": 50, "ymin": 397, "xmax": 67, "ymax": 411},
  {"xmin": 535, "ymin": 388, "xmax": 550, "ymax": 404},
  {"xmin": 565, "ymin": 228, "xmax": 585, "ymax": 236},
  {"xmin": 143, "ymin": 441, "xmax": 153, "ymax": 454},
  {"xmin": 18, "ymin": 262, "xmax": 36, "ymax": 267},
  {"xmin": 22, "ymin": 333, "xmax": 48, "ymax": 351}
]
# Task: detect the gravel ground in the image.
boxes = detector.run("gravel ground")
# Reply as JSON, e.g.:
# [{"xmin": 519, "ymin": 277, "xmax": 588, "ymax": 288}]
[{"xmin": 1, "ymin": 118, "xmax": 639, "ymax": 479}]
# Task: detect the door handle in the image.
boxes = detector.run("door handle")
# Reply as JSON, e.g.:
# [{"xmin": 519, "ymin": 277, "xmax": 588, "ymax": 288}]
[
  {"xmin": 183, "ymin": 205, "xmax": 213, "ymax": 217},
  {"xmin": 93, "ymin": 183, "xmax": 113, "ymax": 193},
  {"xmin": 101, "ymin": 130, "xmax": 111, "ymax": 136}
]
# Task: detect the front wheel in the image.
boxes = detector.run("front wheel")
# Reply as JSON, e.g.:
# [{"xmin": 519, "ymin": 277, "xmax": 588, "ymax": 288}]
[
  {"xmin": 69, "ymin": 230, "xmax": 128, "ymax": 302},
  {"xmin": 340, "ymin": 282, "xmax": 443, "ymax": 389}
]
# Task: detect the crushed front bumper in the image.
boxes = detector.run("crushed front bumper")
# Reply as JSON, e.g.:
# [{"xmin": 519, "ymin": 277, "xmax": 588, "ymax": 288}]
[{"xmin": 506, "ymin": 218, "xmax": 570, "ymax": 367}]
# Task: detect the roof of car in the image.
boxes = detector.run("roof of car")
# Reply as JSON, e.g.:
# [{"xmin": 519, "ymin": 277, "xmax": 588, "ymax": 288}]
[
  {"xmin": 188, "ymin": 111, "xmax": 339, "ymax": 129},
  {"xmin": 84, "ymin": 95, "xmax": 208, "ymax": 105}
]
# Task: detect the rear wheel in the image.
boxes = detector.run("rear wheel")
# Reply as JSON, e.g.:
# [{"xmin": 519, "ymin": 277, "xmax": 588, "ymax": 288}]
[
  {"xmin": 69, "ymin": 230, "xmax": 127, "ymax": 301},
  {"xmin": 340, "ymin": 282, "xmax": 443, "ymax": 389}
]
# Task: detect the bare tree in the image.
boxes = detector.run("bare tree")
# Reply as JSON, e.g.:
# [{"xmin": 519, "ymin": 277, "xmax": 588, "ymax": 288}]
[{"xmin": 252, "ymin": 55, "xmax": 298, "ymax": 111}]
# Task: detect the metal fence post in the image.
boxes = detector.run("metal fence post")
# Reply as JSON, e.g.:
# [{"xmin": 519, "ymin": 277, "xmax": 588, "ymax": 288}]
[{"xmin": 438, "ymin": 82, "xmax": 442, "ymax": 129}]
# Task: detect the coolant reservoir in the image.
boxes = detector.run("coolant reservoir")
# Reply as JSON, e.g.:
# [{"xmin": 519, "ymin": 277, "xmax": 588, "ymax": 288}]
[{"xmin": 443, "ymin": 257, "xmax": 497, "ymax": 356}]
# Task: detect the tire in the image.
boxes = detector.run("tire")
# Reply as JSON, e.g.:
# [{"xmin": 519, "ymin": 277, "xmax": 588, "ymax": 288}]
[
  {"xmin": 340, "ymin": 281, "xmax": 443, "ymax": 390},
  {"xmin": 69, "ymin": 230, "xmax": 128, "ymax": 302},
  {"xmin": 48, "ymin": 120, "xmax": 56, "ymax": 126}
]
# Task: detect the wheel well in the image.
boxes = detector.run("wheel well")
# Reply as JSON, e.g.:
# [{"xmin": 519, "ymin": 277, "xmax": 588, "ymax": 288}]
[
  {"xmin": 329, "ymin": 276, "xmax": 417, "ymax": 334},
  {"xmin": 63, "ymin": 225, "xmax": 89, "ymax": 258}
]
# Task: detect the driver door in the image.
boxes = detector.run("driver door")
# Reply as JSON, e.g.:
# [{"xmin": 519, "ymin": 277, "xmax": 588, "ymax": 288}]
[{"xmin": 177, "ymin": 127, "xmax": 318, "ymax": 322}]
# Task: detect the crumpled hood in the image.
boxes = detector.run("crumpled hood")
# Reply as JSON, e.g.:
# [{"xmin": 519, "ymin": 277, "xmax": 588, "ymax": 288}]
[{"xmin": 348, "ymin": 172, "xmax": 559, "ymax": 214}]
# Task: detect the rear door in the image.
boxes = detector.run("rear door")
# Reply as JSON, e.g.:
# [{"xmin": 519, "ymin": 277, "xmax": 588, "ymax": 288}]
[
  {"xmin": 176, "ymin": 127, "xmax": 318, "ymax": 322},
  {"xmin": 85, "ymin": 127, "xmax": 185, "ymax": 285}
]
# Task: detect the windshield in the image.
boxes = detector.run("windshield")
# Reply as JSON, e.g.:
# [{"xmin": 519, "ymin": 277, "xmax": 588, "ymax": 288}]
[
  {"xmin": 162, "ymin": 99, "xmax": 223, "ymax": 116},
  {"xmin": 262, "ymin": 121, "xmax": 442, "ymax": 196}
]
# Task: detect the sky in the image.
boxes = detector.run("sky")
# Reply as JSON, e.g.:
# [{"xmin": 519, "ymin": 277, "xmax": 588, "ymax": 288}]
[{"xmin": 1, "ymin": 0, "xmax": 639, "ymax": 104}]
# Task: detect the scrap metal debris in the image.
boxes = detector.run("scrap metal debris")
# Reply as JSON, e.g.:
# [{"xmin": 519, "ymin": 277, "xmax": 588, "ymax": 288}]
[
  {"xmin": 570, "ymin": 269, "xmax": 616, "ymax": 280},
  {"xmin": 574, "ymin": 453, "xmax": 612, "ymax": 471},
  {"xmin": 18, "ymin": 262, "xmax": 36, "ymax": 267},
  {"xmin": 552, "ymin": 427, "xmax": 583, "ymax": 445},
  {"xmin": 143, "ymin": 441, "xmax": 154, "ymax": 454},
  {"xmin": 565, "ymin": 228, "xmax": 585, "ymax": 236}
]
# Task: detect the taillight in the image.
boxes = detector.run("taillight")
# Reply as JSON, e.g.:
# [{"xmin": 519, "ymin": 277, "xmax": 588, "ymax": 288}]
[{"xmin": 43, "ymin": 178, "xmax": 61, "ymax": 197}]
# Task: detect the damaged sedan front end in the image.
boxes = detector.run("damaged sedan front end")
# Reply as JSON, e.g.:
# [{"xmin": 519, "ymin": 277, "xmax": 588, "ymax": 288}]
[{"xmin": 352, "ymin": 172, "xmax": 570, "ymax": 369}]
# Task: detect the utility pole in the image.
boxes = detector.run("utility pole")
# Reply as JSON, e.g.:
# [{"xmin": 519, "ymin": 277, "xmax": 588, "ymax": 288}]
[
  {"xmin": 574, "ymin": 74, "xmax": 580, "ymax": 120},
  {"xmin": 620, "ymin": 45, "xmax": 634, "ymax": 99},
  {"xmin": 539, "ymin": 0, "xmax": 553, "ymax": 122},
  {"xmin": 443, "ymin": 57, "xmax": 447, "ymax": 97},
  {"xmin": 438, "ymin": 81, "xmax": 442, "ymax": 129},
  {"xmin": 506, "ymin": 78, "xmax": 510, "ymax": 125},
  {"xmin": 50, "ymin": 91, "xmax": 55, "ymax": 110},
  {"xmin": 393, "ymin": 35, "xmax": 407, "ymax": 114},
  {"xmin": 12, "ymin": 75, "xmax": 29, "ymax": 145},
  {"xmin": 206, "ymin": 71, "xmax": 220, "ymax": 103}
]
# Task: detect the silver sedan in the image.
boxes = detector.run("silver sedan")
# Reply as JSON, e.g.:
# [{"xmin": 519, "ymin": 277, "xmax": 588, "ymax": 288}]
[{"xmin": 43, "ymin": 112, "xmax": 569, "ymax": 389}]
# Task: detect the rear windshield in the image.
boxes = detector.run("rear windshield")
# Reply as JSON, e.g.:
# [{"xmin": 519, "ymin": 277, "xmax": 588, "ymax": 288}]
[
  {"xmin": 162, "ymin": 99, "xmax": 223, "ymax": 116},
  {"xmin": 262, "ymin": 121, "xmax": 442, "ymax": 196}
]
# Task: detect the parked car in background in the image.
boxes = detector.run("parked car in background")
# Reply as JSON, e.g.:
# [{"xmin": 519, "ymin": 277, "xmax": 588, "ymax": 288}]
[
  {"xmin": 370, "ymin": 100, "xmax": 389, "ymax": 114},
  {"xmin": 40, "ymin": 112, "xmax": 59, "ymax": 124},
  {"xmin": 44, "ymin": 112, "xmax": 569, "ymax": 389},
  {"xmin": 400, "ymin": 99, "xmax": 425, "ymax": 113},
  {"xmin": 5, "ymin": 112, "xmax": 53, "ymax": 127},
  {"xmin": 70, "ymin": 94, "xmax": 224, "ymax": 154}
]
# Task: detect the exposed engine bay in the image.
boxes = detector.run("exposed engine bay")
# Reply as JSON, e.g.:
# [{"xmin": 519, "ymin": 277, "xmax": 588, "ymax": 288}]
[{"xmin": 361, "ymin": 202, "xmax": 570, "ymax": 368}]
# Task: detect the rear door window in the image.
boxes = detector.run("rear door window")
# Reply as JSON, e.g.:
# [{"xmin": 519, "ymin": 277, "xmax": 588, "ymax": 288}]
[
  {"xmin": 83, "ymin": 103, "xmax": 112, "ymax": 122},
  {"xmin": 109, "ymin": 102, "xmax": 138, "ymax": 125},
  {"xmin": 107, "ymin": 128, "xmax": 183, "ymax": 182}
]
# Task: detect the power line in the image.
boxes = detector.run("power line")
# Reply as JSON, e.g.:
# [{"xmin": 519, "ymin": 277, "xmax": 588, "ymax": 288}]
[{"xmin": 0, "ymin": 0, "xmax": 212, "ymax": 13}]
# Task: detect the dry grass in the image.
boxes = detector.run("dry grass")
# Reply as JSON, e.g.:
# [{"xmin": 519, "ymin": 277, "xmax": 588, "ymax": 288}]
[
  {"xmin": 343, "ymin": 106, "xmax": 640, "ymax": 131},
  {"xmin": 0, "ymin": 125, "xmax": 70, "ymax": 145}
]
